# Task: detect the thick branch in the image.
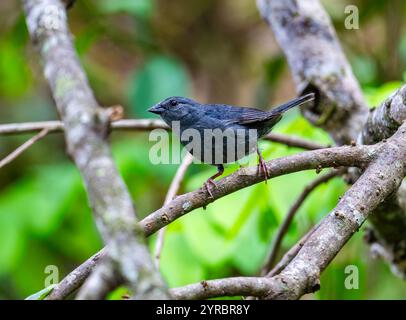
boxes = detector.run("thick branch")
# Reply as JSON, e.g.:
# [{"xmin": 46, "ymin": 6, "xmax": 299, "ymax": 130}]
[
  {"xmin": 140, "ymin": 145, "xmax": 375, "ymax": 235},
  {"xmin": 170, "ymin": 277, "xmax": 275, "ymax": 300},
  {"xmin": 258, "ymin": 0, "xmax": 406, "ymax": 281},
  {"xmin": 46, "ymin": 144, "xmax": 377, "ymax": 299},
  {"xmin": 267, "ymin": 223, "xmax": 321, "ymax": 277},
  {"xmin": 263, "ymin": 129, "xmax": 406, "ymax": 299},
  {"xmin": 172, "ymin": 123, "xmax": 406, "ymax": 299},
  {"xmin": 262, "ymin": 169, "xmax": 343, "ymax": 274},
  {"xmin": 257, "ymin": 0, "xmax": 368, "ymax": 145},
  {"xmin": 23, "ymin": 0, "xmax": 168, "ymax": 299},
  {"xmin": 357, "ymin": 85, "xmax": 406, "ymax": 277}
]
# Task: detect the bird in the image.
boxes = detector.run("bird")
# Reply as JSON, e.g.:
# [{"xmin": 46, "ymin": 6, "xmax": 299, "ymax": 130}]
[{"xmin": 148, "ymin": 93, "xmax": 315, "ymax": 197}]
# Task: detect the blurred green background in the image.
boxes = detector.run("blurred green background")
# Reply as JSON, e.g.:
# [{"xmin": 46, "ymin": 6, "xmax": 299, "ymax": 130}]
[{"xmin": 0, "ymin": 0, "xmax": 405, "ymax": 299}]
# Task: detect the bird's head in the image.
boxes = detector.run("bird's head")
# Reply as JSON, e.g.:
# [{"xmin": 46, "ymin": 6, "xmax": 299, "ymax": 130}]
[{"xmin": 148, "ymin": 96, "xmax": 201, "ymax": 124}]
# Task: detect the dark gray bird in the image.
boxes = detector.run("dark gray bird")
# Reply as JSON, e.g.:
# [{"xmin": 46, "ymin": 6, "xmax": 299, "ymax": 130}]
[{"xmin": 148, "ymin": 93, "xmax": 315, "ymax": 197}]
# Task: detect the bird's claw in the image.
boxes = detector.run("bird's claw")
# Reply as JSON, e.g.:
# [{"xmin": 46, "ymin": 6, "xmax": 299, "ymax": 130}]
[
  {"xmin": 258, "ymin": 157, "xmax": 269, "ymax": 183},
  {"xmin": 204, "ymin": 179, "xmax": 217, "ymax": 198}
]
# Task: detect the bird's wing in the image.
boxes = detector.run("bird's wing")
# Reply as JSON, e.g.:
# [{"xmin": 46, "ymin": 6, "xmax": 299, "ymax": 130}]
[
  {"xmin": 203, "ymin": 94, "xmax": 314, "ymax": 125},
  {"xmin": 231, "ymin": 108, "xmax": 280, "ymax": 125},
  {"xmin": 203, "ymin": 104, "xmax": 277, "ymax": 125}
]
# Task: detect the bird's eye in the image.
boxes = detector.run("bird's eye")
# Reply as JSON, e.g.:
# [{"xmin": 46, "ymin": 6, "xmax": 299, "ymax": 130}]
[{"xmin": 170, "ymin": 100, "xmax": 178, "ymax": 107}]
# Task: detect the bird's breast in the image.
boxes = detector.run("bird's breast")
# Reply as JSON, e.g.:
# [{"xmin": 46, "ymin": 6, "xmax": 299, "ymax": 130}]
[{"xmin": 176, "ymin": 125, "xmax": 258, "ymax": 165}]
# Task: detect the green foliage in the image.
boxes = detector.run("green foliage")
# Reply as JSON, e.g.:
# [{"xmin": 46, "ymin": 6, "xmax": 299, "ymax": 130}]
[
  {"xmin": 25, "ymin": 285, "xmax": 55, "ymax": 300},
  {"xmin": 351, "ymin": 55, "xmax": 378, "ymax": 86},
  {"xmin": 99, "ymin": 0, "xmax": 153, "ymax": 19},
  {"xmin": 364, "ymin": 81, "xmax": 403, "ymax": 107},
  {"xmin": 128, "ymin": 55, "xmax": 191, "ymax": 118},
  {"xmin": 0, "ymin": 16, "xmax": 31, "ymax": 98},
  {"xmin": 157, "ymin": 114, "xmax": 339, "ymax": 287},
  {"xmin": 1, "ymin": 0, "xmax": 406, "ymax": 300}
]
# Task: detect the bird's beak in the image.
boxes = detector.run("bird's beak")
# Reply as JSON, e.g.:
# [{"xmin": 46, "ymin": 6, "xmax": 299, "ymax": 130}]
[{"xmin": 148, "ymin": 103, "xmax": 165, "ymax": 115}]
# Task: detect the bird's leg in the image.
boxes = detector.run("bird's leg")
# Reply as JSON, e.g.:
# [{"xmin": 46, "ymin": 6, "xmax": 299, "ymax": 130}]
[
  {"xmin": 204, "ymin": 165, "xmax": 224, "ymax": 198},
  {"xmin": 256, "ymin": 146, "xmax": 269, "ymax": 183}
]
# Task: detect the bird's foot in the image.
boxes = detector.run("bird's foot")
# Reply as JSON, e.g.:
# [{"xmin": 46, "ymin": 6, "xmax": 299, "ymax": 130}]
[
  {"xmin": 257, "ymin": 156, "xmax": 269, "ymax": 183},
  {"xmin": 204, "ymin": 178, "xmax": 217, "ymax": 198}
]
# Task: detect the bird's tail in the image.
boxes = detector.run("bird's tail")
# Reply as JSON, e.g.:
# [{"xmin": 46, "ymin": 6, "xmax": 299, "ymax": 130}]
[{"xmin": 271, "ymin": 93, "xmax": 315, "ymax": 114}]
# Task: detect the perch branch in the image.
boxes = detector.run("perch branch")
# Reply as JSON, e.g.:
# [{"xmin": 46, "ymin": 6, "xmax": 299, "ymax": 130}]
[
  {"xmin": 172, "ymin": 120, "xmax": 406, "ymax": 299},
  {"xmin": 46, "ymin": 144, "xmax": 377, "ymax": 299}
]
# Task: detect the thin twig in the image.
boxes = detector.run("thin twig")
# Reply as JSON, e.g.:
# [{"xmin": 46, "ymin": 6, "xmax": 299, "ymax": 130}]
[
  {"xmin": 0, "ymin": 128, "xmax": 49, "ymax": 169},
  {"xmin": 261, "ymin": 169, "xmax": 344, "ymax": 274},
  {"xmin": 46, "ymin": 248, "xmax": 107, "ymax": 300},
  {"xmin": 267, "ymin": 223, "xmax": 321, "ymax": 277},
  {"xmin": 0, "ymin": 119, "xmax": 168, "ymax": 135},
  {"xmin": 154, "ymin": 153, "xmax": 194, "ymax": 269},
  {"xmin": 262, "ymin": 132, "xmax": 326, "ymax": 150},
  {"xmin": 0, "ymin": 119, "xmax": 327, "ymax": 150}
]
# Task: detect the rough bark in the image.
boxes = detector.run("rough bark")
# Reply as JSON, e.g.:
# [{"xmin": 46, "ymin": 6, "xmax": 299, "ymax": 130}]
[
  {"xmin": 23, "ymin": 0, "xmax": 169, "ymax": 299},
  {"xmin": 257, "ymin": 0, "xmax": 369, "ymax": 145},
  {"xmin": 258, "ymin": 0, "xmax": 406, "ymax": 278},
  {"xmin": 172, "ymin": 120, "xmax": 406, "ymax": 299},
  {"xmin": 46, "ymin": 249, "xmax": 106, "ymax": 300},
  {"xmin": 45, "ymin": 144, "xmax": 374, "ymax": 299},
  {"xmin": 358, "ymin": 86, "xmax": 406, "ymax": 277}
]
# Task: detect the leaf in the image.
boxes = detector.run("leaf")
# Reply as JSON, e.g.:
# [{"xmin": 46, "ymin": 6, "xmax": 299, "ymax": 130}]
[
  {"xmin": 25, "ymin": 285, "xmax": 55, "ymax": 300},
  {"xmin": 128, "ymin": 55, "xmax": 190, "ymax": 118},
  {"xmin": 364, "ymin": 82, "xmax": 403, "ymax": 108},
  {"xmin": 99, "ymin": 0, "xmax": 153, "ymax": 19}
]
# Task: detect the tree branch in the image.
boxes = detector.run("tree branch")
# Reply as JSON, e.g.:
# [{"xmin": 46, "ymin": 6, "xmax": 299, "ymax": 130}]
[
  {"xmin": 46, "ymin": 144, "xmax": 377, "ymax": 299},
  {"xmin": 23, "ymin": 0, "xmax": 168, "ymax": 299},
  {"xmin": 267, "ymin": 223, "xmax": 321, "ymax": 277},
  {"xmin": 262, "ymin": 132, "xmax": 326, "ymax": 150},
  {"xmin": 139, "ymin": 146, "xmax": 375, "ymax": 236},
  {"xmin": 170, "ymin": 277, "xmax": 275, "ymax": 300},
  {"xmin": 0, "ymin": 128, "xmax": 49, "ymax": 169},
  {"xmin": 0, "ymin": 119, "xmax": 327, "ymax": 150},
  {"xmin": 357, "ymin": 85, "xmax": 406, "ymax": 277},
  {"xmin": 257, "ymin": 0, "xmax": 406, "ymax": 280},
  {"xmin": 172, "ymin": 120, "xmax": 406, "ymax": 299},
  {"xmin": 261, "ymin": 169, "xmax": 343, "ymax": 274},
  {"xmin": 46, "ymin": 249, "xmax": 107, "ymax": 300},
  {"xmin": 257, "ymin": 0, "xmax": 368, "ymax": 145}
]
